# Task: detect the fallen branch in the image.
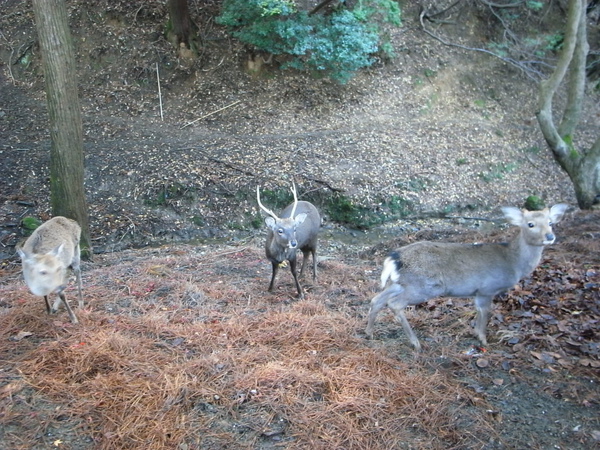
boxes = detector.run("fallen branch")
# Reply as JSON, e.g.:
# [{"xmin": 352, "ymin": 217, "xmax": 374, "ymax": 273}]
[
  {"xmin": 301, "ymin": 176, "xmax": 344, "ymax": 193},
  {"xmin": 180, "ymin": 100, "xmax": 242, "ymax": 129},
  {"xmin": 156, "ymin": 62, "xmax": 163, "ymax": 121}
]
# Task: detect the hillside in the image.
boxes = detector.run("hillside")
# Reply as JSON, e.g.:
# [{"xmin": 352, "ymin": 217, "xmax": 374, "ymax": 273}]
[{"xmin": 1, "ymin": 1, "xmax": 594, "ymax": 253}]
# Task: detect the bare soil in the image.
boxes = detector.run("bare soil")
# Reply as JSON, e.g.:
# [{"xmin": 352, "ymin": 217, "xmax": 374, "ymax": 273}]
[{"xmin": 0, "ymin": 1, "xmax": 599, "ymax": 449}]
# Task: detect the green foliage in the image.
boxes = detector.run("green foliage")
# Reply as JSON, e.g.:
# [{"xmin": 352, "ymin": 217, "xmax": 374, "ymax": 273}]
[
  {"xmin": 217, "ymin": 0, "xmax": 401, "ymax": 83},
  {"xmin": 190, "ymin": 215, "xmax": 205, "ymax": 227},
  {"xmin": 21, "ymin": 216, "xmax": 42, "ymax": 232},
  {"xmin": 145, "ymin": 183, "xmax": 192, "ymax": 207},
  {"xmin": 478, "ymin": 162, "xmax": 518, "ymax": 182},
  {"xmin": 395, "ymin": 177, "xmax": 429, "ymax": 192},
  {"xmin": 562, "ymin": 134, "xmax": 581, "ymax": 159},
  {"xmin": 544, "ymin": 33, "xmax": 564, "ymax": 52},
  {"xmin": 487, "ymin": 41, "xmax": 510, "ymax": 58},
  {"xmin": 525, "ymin": 1, "xmax": 543, "ymax": 11},
  {"xmin": 324, "ymin": 193, "xmax": 412, "ymax": 229},
  {"xmin": 524, "ymin": 195, "xmax": 545, "ymax": 210}
]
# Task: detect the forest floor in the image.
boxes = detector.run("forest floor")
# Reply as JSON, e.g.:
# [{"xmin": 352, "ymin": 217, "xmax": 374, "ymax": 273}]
[{"xmin": 0, "ymin": 1, "xmax": 599, "ymax": 449}]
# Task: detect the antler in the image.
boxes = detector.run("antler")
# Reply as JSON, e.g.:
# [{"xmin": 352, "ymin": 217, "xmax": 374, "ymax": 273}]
[
  {"xmin": 289, "ymin": 181, "xmax": 299, "ymax": 219},
  {"xmin": 256, "ymin": 186, "xmax": 279, "ymax": 220}
]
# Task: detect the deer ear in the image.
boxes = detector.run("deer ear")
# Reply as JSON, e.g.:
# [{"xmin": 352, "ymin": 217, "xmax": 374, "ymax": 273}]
[
  {"xmin": 501, "ymin": 207, "xmax": 523, "ymax": 226},
  {"xmin": 294, "ymin": 213, "xmax": 307, "ymax": 225},
  {"xmin": 549, "ymin": 204, "xmax": 568, "ymax": 223},
  {"xmin": 265, "ymin": 217, "xmax": 276, "ymax": 228},
  {"xmin": 17, "ymin": 247, "xmax": 27, "ymax": 260},
  {"xmin": 49, "ymin": 243, "xmax": 65, "ymax": 257}
]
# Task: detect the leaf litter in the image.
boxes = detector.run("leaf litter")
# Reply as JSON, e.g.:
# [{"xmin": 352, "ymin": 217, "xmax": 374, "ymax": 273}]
[{"xmin": 0, "ymin": 211, "xmax": 598, "ymax": 449}]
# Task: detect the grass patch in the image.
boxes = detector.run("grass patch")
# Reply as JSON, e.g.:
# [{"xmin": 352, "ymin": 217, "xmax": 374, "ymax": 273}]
[
  {"xmin": 323, "ymin": 193, "xmax": 413, "ymax": 229},
  {"xmin": 144, "ymin": 182, "xmax": 194, "ymax": 207}
]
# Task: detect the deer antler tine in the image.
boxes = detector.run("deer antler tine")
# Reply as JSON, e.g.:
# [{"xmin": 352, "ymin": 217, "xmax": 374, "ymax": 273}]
[
  {"xmin": 256, "ymin": 186, "xmax": 279, "ymax": 219},
  {"xmin": 290, "ymin": 181, "xmax": 298, "ymax": 219}
]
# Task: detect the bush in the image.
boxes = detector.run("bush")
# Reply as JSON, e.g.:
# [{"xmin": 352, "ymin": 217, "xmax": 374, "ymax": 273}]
[{"xmin": 217, "ymin": 0, "xmax": 401, "ymax": 83}]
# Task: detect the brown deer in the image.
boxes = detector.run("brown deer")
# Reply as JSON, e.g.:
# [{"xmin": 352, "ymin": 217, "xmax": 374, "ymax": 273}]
[
  {"xmin": 257, "ymin": 182, "xmax": 321, "ymax": 298},
  {"xmin": 365, "ymin": 204, "xmax": 569, "ymax": 350},
  {"xmin": 17, "ymin": 216, "xmax": 84, "ymax": 324}
]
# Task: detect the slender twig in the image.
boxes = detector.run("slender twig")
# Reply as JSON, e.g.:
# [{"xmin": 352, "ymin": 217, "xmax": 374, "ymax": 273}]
[
  {"xmin": 419, "ymin": 8, "xmax": 545, "ymax": 80},
  {"xmin": 180, "ymin": 100, "xmax": 242, "ymax": 129},
  {"xmin": 156, "ymin": 62, "xmax": 163, "ymax": 121}
]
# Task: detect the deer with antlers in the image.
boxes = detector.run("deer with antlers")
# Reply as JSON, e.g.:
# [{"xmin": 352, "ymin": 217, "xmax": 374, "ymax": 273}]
[{"xmin": 257, "ymin": 182, "xmax": 321, "ymax": 298}]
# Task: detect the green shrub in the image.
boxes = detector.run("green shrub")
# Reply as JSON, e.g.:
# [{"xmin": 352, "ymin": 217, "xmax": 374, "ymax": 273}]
[
  {"xmin": 217, "ymin": 0, "xmax": 401, "ymax": 83},
  {"xmin": 324, "ymin": 193, "xmax": 412, "ymax": 229},
  {"xmin": 21, "ymin": 216, "xmax": 42, "ymax": 232},
  {"xmin": 524, "ymin": 195, "xmax": 545, "ymax": 211}
]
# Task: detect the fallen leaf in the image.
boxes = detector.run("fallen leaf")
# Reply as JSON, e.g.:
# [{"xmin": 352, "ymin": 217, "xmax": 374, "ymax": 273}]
[
  {"xmin": 0, "ymin": 381, "xmax": 25, "ymax": 397},
  {"xmin": 476, "ymin": 358, "xmax": 489, "ymax": 368},
  {"xmin": 579, "ymin": 358, "xmax": 600, "ymax": 368},
  {"xmin": 11, "ymin": 331, "xmax": 33, "ymax": 341}
]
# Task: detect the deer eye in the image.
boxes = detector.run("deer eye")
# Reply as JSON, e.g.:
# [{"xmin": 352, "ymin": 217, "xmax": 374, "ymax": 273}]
[
  {"xmin": 527, "ymin": 222, "xmax": 535, "ymax": 228},
  {"xmin": 277, "ymin": 228, "xmax": 284, "ymax": 235},
  {"xmin": 40, "ymin": 270, "xmax": 48, "ymax": 275}
]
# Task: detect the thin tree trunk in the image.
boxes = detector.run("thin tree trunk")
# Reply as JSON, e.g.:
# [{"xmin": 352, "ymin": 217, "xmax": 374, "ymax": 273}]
[
  {"xmin": 168, "ymin": 0, "xmax": 192, "ymax": 47},
  {"xmin": 536, "ymin": 0, "xmax": 600, "ymax": 209},
  {"xmin": 32, "ymin": 0, "xmax": 91, "ymax": 256}
]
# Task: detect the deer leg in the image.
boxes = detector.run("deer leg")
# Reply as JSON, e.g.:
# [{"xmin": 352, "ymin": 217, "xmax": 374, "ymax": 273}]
[
  {"xmin": 388, "ymin": 300, "xmax": 422, "ymax": 351},
  {"xmin": 298, "ymin": 250, "xmax": 309, "ymax": 279},
  {"xmin": 365, "ymin": 283, "xmax": 403, "ymax": 338},
  {"xmin": 474, "ymin": 294, "xmax": 493, "ymax": 345},
  {"xmin": 43, "ymin": 295, "xmax": 52, "ymax": 315},
  {"xmin": 59, "ymin": 292, "xmax": 79, "ymax": 324},
  {"xmin": 310, "ymin": 248, "xmax": 317, "ymax": 282},
  {"xmin": 268, "ymin": 261, "xmax": 279, "ymax": 292},
  {"xmin": 72, "ymin": 245, "xmax": 84, "ymax": 309},
  {"xmin": 289, "ymin": 257, "xmax": 304, "ymax": 299}
]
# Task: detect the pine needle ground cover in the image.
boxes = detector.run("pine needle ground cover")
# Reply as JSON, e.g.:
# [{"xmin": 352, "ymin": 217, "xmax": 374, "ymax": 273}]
[{"xmin": 0, "ymin": 212, "xmax": 598, "ymax": 449}]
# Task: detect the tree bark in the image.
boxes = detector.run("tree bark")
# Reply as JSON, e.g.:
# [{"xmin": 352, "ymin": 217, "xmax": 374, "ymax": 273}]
[
  {"xmin": 536, "ymin": 0, "xmax": 600, "ymax": 209},
  {"xmin": 32, "ymin": 0, "xmax": 92, "ymax": 256},
  {"xmin": 168, "ymin": 0, "xmax": 192, "ymax": 47}
]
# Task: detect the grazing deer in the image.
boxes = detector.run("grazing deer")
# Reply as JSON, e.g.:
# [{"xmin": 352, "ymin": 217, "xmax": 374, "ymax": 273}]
[
  {"xmin": 365, "ymin": 204, "xmax": 569, "ymax": 350},
  {"xmin": 17, "ymin": 216, "xmax": 84, "ymax": 324},
  {"xmin": 257, "ymin": 182, "xmax": 321, "ymax": 298}
]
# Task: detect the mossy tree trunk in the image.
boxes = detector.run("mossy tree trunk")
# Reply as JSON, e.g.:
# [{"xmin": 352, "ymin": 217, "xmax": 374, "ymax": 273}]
[
  {"xmin": 32, "ymin": 0, "xmax": 92, "ymax": 257},
  {"xmin": 536, "ymin": 0, "xmax": 600, "ymax": 209}
]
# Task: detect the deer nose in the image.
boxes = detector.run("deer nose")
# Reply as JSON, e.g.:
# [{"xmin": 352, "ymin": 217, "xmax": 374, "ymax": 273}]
[
  {"xmin": 289, "ymin": 240, "xmax": 298, "ymax": 249},
  {"xmin": 544, "ymin": 232, "xmax": 555, "ymax": 243}
]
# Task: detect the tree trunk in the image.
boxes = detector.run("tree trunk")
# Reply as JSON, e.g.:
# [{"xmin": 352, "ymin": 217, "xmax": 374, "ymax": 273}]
[
  {"xmin": 536, "ymin": 0, "xmax": 600, "ymax": 209},
  {"xmin": 168, "ymin": 0, "xmax": 192, "ymax": 47},
  {"xmin": 32, "ymin": 0, "xmax": 92, "ymax": 256}
]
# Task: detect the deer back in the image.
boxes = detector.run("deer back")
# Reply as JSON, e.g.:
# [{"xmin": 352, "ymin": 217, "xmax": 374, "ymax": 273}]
[{"xmin": 387, "ymin": 204, "xmax": 568, "ymax": 298}]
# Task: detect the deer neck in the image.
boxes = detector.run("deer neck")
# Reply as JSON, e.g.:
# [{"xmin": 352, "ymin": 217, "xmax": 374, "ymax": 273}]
[{"xmin": 508, "ymin": 231, "xmax": 545, "ymax": 278}]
